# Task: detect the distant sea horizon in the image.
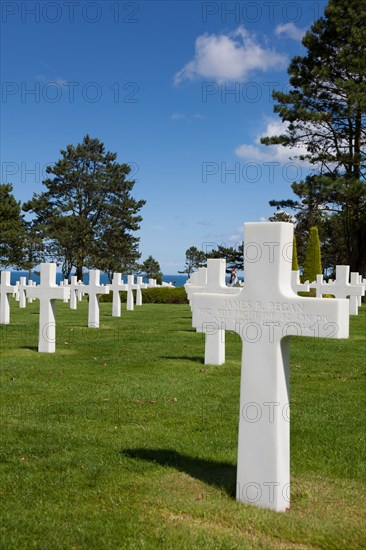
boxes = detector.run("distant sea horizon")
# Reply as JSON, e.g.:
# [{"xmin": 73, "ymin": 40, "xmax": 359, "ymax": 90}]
[{"xmin": 9, "ymin": 271, "xmax": 189, "ymax": 288}]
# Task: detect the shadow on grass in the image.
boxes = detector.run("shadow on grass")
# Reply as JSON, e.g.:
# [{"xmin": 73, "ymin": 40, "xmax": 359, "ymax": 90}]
[
  {"xmin": 161, "ymin": 355, "xmax": 204, "ymax": 364},
  {"xmin": 20, "ymin": 345, "xmax": 39, "ymax": 351},
  {"xmin": 122, "ymin": 448, "xmax": 236, "ymax": 497}
]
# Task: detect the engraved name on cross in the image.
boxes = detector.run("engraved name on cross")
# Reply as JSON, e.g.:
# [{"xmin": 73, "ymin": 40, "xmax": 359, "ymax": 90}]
[{"xmin": 191, "ymin": 222, "xmax": 349, "ymax": 512}]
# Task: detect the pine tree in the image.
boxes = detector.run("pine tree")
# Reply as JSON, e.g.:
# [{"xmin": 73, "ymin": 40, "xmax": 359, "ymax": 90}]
[
  {"xmin": 262, "ymin": 0, "xmax": 366, "ymax": 272},
  {"xmin": 23, "ymin": 136, "xmax": 145, "ymax": 279},
  {"xmin": 303, "ymin": 227, "xmax": 322, "ymax": 283},
  {"xmin": 141, "ymin": 256, "xmax": 163, "ymax": 284},
  {"xmin": 0, "ymin": 184, "xmax": 26, "ymax": 268},
  {"xmin": 179, "ymin": 246, "xmax": 206, "ymax": 275},
  {"xmin": 206, "ymin": 244, "xmax": 243, "ymax": 273}
]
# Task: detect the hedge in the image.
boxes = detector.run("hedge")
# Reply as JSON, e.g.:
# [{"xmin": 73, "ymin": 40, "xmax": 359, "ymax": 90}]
[{"xmin": 99, "ymin": 286, "xmax": 188, "ymax": 304}]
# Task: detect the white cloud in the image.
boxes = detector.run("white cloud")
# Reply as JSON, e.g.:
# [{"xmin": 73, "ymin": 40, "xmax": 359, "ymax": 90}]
[
  {"xmin": 54, "ymin": 77, "xmax": 69, "ymax": 86},
  {"xmin": 235, "ymin": 117, "xmax": 309, "ymax": 164},
  {"xmin": 197, "ymin": 220, "xmax": 214, "ymax": 226},
  {"xmin": 275, "ymin": 23, "xmax": 306, "ymax": 42},
  {"xmin": 228, "ymin": 225, "xmax": 244, "ymax": 242},
  {"xmin": 174, "ymin": 26, "xmax": 287, "ymax": 85},
  {"xmin": 171, "ymin": 112, "xmax": 205, "ymax": 122},
  {"xmin": 35, "ymin": 74, "xmax": 69, "ymax": 87}
]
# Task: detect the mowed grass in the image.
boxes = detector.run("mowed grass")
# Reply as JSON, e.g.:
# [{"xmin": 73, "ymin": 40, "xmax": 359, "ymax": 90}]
[{"xmin": 0, "ymin": 298, "xmax": 365, "ymax": 549}]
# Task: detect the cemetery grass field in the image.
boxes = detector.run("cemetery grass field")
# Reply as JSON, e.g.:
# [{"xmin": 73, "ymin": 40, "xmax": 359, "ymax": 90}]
[{"xmin": 1, "ymin": 300, "xmax": 365, "ymax": 550}]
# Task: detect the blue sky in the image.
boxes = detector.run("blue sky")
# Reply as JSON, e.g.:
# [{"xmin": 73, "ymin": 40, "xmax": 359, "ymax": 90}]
[{"xmin": 1, "ymin": 0, "xmax": 327, "ymax": 273}]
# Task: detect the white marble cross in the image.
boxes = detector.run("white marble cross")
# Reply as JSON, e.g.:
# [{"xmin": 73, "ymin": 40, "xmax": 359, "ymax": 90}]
[
  {"xmin": 350, "ymin": 272, "xmax": 365, "ymax": 315},
  {"xmin": 291, "ymin": 270, "xmax": 310, "ymax": 294},
  {"xmin": 18, "ymin": 277, "xmax": 28, "ymax": 308},
  {"xmin": 77, "ymin": 280, "xmax": 84, "ymax": 301},
  {"xmin": 326, "ymin": 266, "xmax": 363, "ymax": 315},
  {"xmin": 136, "ymin": 276, "xmax": 148, "ymax": 306},
  {"xmin": 80, "ymin": 270, "xmax": 109, "ymax": 328},
  {"xmin": 27, "ymin": 280, "xmax": 36, "ymax": 303},
  {"xmin": 359, "ymin": 275, "xmax": 366, "ymax": 306},
  {"xmin": 13, "ymin": 281, "xmax": 20, "ymax": 302},
  {"xmin": 358, "ymin": 275, "xmax": 364, "ymax": 306},
  {"xmin": 68, "ymin": 276, "xmax": 79, "ymax": 310},
  {"xmin": 185, "ymin": 262, "xmax": 241, "ymax": 365},
  {"xmin": 110, "ymin": 273, "xmax": 127, "ymax": 317},
  {"xmin": 26, "ymin": 263, "xmax": 69, "ymax": 353},
  {"xmin": 59, "ymin": 279, "xmax": 71, "ymax": 303},
  {"xmin": 0, "ymin": 271, "xmax": 14, "ymax": 324},
  {"xmin": 190, "ymin": 222, "xmax": 349, "ymax": 512},
  {"xmin": 148, "ymin": 278, "xmax": 157, "ymax": 287},
  {"xmin": 125, "ymin": 275, "xmax": 139, "ymax": 311},
  {"xmin": 309, "ymin": 274, "xmax": 329, "ymax": 298},
  {"xmin": 185, "ymin": 267, "xmax": 207, "ymax": 307}
]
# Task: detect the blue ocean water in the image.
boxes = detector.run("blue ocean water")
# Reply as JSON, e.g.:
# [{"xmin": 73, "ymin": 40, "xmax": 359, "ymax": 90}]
[{"xmin": 10, "ymin": 271, "xmax": 188, "ymax": 287}]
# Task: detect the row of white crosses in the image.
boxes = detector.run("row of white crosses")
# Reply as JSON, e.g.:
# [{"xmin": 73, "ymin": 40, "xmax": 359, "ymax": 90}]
[
  {"xmin": 1, "ymin": 267, "xmax": 157, "ymax": 352},
  {"xmin": 110, "ymin": 274, "xmax": 149, "ymax": 316},
  {"xmin": 309, "ymin": 266, "xmax": 365, "ymax": 315},
  {"xmin": 188, "ymin": 222, "xmax": 350, "ymax": 512}
]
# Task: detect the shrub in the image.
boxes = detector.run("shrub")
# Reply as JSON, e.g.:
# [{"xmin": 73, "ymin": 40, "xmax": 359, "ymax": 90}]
[{"xmin": 100, "ymin": 287, "xmax": 188, "ymax": 304}]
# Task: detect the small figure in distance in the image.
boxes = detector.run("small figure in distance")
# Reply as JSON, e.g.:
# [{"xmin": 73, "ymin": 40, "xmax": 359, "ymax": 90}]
[{"xmin": 229, "ymin": 267, "xmax": 238, "ymax": 287}]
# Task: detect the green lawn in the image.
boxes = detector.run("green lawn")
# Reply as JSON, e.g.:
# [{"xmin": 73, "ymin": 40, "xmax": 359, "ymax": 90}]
[{"xmin": 1, "ymin": 299, "xmax": 365, "ymax": 549}]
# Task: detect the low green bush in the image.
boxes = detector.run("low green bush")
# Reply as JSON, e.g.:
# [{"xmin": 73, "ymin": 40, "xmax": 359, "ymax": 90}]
[{"xmin": 100, "ymin": 286, "xmax": 188, "ymax": 304}]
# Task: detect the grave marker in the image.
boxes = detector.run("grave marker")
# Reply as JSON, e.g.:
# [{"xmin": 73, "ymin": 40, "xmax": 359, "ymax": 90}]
[
  {"xmin": 59, "ymin": 279, "xmax": 70, "ymax": 303},
  {"xmin": 27, "ymin": 280, "xmax": 36, "ymax": 303},
  {"xmin": 79, "ymin": 270, "xmax": 109, "ymax": 328},
  {"xmin": 136, "ymin": 276, "xmax": 148, "ymax": 306},
  {"xmin": 68, "ymin": 276, "xmax": 79, "ymax": 310},
  {"xmin": 291, "ymin": 270, "xmax": 310, "ymax": 294},
  {"xmin": 186, "ymin": 262, "xmax": 241, "ymax": 365},
  {"xmin": 0, "ymin": 271, "xmax": 14, "ymax": 324},
  {"xmin": 309, "ymin": 274, "xmax": 329, "ymax": 298},
  {"xmin": 325, "ymin": 265, "xmax": 363, "ymax": 315},
  {"xmin": 13, "ymin": 281, "xmax": 20, "ymax": 302},
  {"xmin": 350, "ymin": 272, "xmax": 365, "ymax": 315},
  {"xmin": 190, "ymin": 222, "xmax": 349, "ymax": 511},
  {"xmin": 77, "ymin": 280, "xmax": 84, "ymax": 301},
  {"xmin": 125, "ymin": 275, "xmax": 139, "ymax": 311},
  {"xmin": 18, "ymin": 277, "xmax": 27, "ymax": 308},
  {"xmin": 110, "ymin": 273, "xmax": 127, "ymax": 317},
  {"xmin": 26, "ymin": 263, "xmax": 69, "ymax": 353}
]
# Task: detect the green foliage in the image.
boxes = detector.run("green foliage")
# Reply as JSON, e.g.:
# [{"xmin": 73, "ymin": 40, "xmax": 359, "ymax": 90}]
[
  {"xmin": 0, "ymin": 300, "xmax": 365, "ymax": 548},
  {"xmin": 137, "ymin": 287, "xmax": 188, "ymax": 304},
  {"xmin": 292, "ymin": 236, "xmax": 299, "ymax": 271},
  {"xmin": 268, "ymin": 212, "xmax": 293, "ymax": 223},
  {"xmin": 0, "ymin": 183, "xmax": 26, "ymax": 268},
  {"xmin": 206, "ymin": 244, "xmax": 243, "ymax": 273},
  {"xmin": 179, "ymin": 246, "xmax": 206, "ymax": 275},
  {"xmin": 141, "ymin": 256, "xmax": 163, "ymax": 285},
  {"xmin": 100, "ymin": 286, "xmax": 188, "ymax": 304},
  {"xmin": 303, "ymin": 227, "xmax": 322, "ymax": 283},
  {"xmin": 23, "ymin": 135, "xmax": 145, "ymax": 279},
  {"xmin": 20, "ymin": 220, "xmax": 45, "ymax": 275},
  {"xmin": 262, "ymin": 0, "xmax": 366, "ymax": 272}
]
